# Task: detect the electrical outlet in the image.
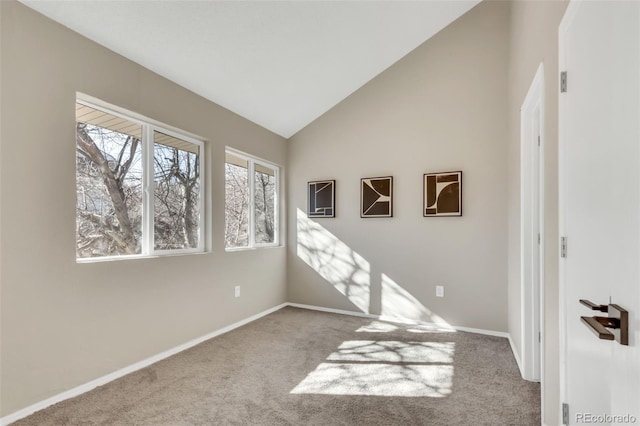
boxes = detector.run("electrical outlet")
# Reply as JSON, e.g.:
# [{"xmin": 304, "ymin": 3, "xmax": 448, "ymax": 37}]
[
  {"xmin": 436, "ymin": 286, "xmax": 444, "ymax": 298},
  {"xmin": 234, "ymin": 286, "xmax": 241, "ymax": 298}
]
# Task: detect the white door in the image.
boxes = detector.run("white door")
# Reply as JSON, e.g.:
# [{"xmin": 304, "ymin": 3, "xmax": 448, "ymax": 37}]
[{"xmin": 560, "ymin": 1, "xmax": 640, "ymax": 424}]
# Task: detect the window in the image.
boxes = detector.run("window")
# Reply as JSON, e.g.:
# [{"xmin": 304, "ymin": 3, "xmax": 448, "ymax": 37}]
[
  {"xmin": 76, "ymin": 99, "xmax": 204, "ymax": 260},
  {"xmin": 225, "ymin": 150, "xmax": 279, "ymax": 249}
]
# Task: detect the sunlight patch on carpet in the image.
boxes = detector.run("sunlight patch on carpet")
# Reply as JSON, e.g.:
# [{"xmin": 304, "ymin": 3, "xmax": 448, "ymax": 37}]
[
  {"xmin": 327, "ymin": 341, "xmax": 455, "ymax": 363},
  {"xmin": 355, "ymin": 321, "xmax": 455, "ymax": 334},
  {"xmin": 290, "ymin": 363, "xmax": 453, "ymax": 397},
  {"xmin": 356, "ymin": 321, "xmax": 399, "ymax": 333},
  {"xmin": 292, "ymin": 340, "xmax": 455, "ymax": 397}
]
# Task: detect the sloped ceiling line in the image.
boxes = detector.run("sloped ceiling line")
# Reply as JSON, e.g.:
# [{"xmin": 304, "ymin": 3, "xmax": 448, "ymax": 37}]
[{"xmin": 21, "ymin": 0, "xmax": 480, "ymax": 138}]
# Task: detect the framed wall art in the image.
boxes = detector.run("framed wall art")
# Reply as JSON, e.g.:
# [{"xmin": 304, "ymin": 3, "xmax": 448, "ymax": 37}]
[
  {"xmin": 423, "ymin": 171, "xmax": 462, "ymax": 217},
  {"xmin": 308, "ymin": 180, "xmax": 336, "ymax": 218},
  {"xmin": 361, "ymin": 176, "xmax": 393, "ymax": 218}
]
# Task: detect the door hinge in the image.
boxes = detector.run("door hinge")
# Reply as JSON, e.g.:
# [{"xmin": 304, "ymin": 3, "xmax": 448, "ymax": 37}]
[
  {"xmin": 538, "ymin": 135, "xmax": 541, "ymax": 146},
  {"xmin": 538, "ymin": 331, "xmax": 541, "ymax": 342},
  {"xmin": 538, "ymin": 233, "xmax": 541, "ymax": 244},
  {"xmin": 561, "ymin": 236, "xmax": 567, "ymax": 258},
  {"xmin": 562, "ymin": 403, "xmax": 570, "ymax": 425},
  {"xmin": 561, "ymin": 71, "xmax": 567, "ymax": 93}
]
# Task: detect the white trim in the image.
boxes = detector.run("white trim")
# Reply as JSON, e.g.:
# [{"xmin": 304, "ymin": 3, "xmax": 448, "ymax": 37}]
[
  {"xmin": 224, "ymin": 147, "xmax": 281, "ymax": 250},
  {"xmin": 149, "ymin": 125, "xmax": 206, "ymax": 255},
  {"xmin": 509, "ymin": 335, "xmax": 525, "ymax": 378},
  {"xmin": 454, "ymin": 325, "xmax": 509, "ymax": 339},
  {"xmin": 520, "ymin": 62, "xmax": 545, "ymax": 384},
  {"xmin": 287, "ymin": 302, "xmax": 379, "ymax": 320},
  {"xmin": 76, "ymin": 251, "xmax": 209, "ymax": 264},
  {"xmin": 142, "ymin": 124, "xmax": 154, "ymax": 254},
  {"xmin": 2, "ymin": 301, "xmax": 513, "ymax": 425},
  {"xmin": 0, "ymin": 303, "xmax": 287, "ymax": 426},
  {"xmin": 558, "ymin": 1, "xmax": 579, "ymax": 417},
  {"xmin": 76, "ymin": 93, "xmax": 206, "ymax": 142},
  {"xmin": 224, "ymin": 245, "xmax": 284, "ymax": 253},
  {"xmin": 75, "ymin": 96, "xmax": 207, "ymax": 261},
  {"xmin": 248, "ymin": 158, "xmax": 256, "ymax": 247},
  {"xmin": 286, "ymin": 303, "xmax": 510, "ymax": 338},
  {"xmin": 224, "ymin": 146, "xmax": 283, "ymax": 170}
]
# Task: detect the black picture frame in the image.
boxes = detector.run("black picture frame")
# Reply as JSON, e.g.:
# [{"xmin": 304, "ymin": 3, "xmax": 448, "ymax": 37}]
[
  {"xmin": 423, "ymin": 171, "xmax": 462, "ymax": 217},
  {"xmin": 361, "ymin": 176, "xmax": 393, "ymax": 218},
  {"xmin": 308, "ymin": 180, "xmax": 336, "ymax": 218}
]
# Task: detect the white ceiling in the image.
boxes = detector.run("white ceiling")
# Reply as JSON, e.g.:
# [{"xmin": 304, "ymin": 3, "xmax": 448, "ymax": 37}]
[{"xmin": 21, "ymin": 0, "xmax": 480, "ymax": 138}]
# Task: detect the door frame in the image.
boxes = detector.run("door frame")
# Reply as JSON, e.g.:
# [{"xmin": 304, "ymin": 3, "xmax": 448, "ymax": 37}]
[
  {"xmin": 558, "ymin": 0, "xmax": 579, "ymax": 416},
  {"xmin": 520, "ymin": 63, "xmax": 545, "ymax": 386}
]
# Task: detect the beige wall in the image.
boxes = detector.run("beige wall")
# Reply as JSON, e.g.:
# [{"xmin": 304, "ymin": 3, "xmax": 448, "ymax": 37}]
[
  {"xmin": 507, "ymin": 1, "xmax": 568, "ymax": 425},
  {"xmin": 287, "ymin": 1, "xmax": 510, "ymax": 332},
  {"xmin": 1, "ymin": 0, "xmax": 573, "ymax": 421},
  {"xmin": 0, "ymin": 1, "xmax": 287, "ymax": 416}
]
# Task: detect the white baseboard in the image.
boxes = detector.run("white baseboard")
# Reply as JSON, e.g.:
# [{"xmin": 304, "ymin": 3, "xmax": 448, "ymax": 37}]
[
  {"xmin": 455, "ymin": 325, "xmax": 509, "ymax": 338},
  {"xmin": 2, "ymin": 301, "xmax": 513, "ymax": 425},
  {"xmin": 0, "ymin": 303, "xmax": 288, "ymax": 426},
  {"xmin": 508, "ymin": 335, "xmax": 525, "ymax": 378},
  {"xmin": 286, "ymin": 302, "xmax": 380, "ymax": 320},
  {"xmin": 286, "ymin": 302, "xmax": 510, "ymax": 338}
]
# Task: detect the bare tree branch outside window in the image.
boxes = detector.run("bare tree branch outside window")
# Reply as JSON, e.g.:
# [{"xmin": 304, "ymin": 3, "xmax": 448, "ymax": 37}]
[
  {"xmin": 225, "ymin": 162, "xmax": 249, "ymax": 248},
  {"xmin": 224, "ymin": 153, "xmax": 277, "ymax": 249},
  {"xmin": 154, "ymin": 141, "xmax": 200, "ymax": 250},
  {"xmin": 76, "ymin": 123, "xmax": 142, "ymax": 257},
  {"xmin": 76, "ymin": 105, "xmax": 202, "ymax": 258},
  {"xmin": 254, "ymin": 170, "xmax": 275, "ymax": 244}
]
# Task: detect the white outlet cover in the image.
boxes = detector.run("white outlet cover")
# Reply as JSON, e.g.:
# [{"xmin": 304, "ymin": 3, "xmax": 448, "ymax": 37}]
[{"xmin": 436, "ymin": 286, "xmax": 444, "ymax": 297}]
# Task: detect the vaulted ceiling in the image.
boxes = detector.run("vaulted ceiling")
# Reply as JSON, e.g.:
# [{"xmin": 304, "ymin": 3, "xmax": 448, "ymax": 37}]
[{"xmin": 21, "ymin": 1, "xmax": 481, "ymax": 138}]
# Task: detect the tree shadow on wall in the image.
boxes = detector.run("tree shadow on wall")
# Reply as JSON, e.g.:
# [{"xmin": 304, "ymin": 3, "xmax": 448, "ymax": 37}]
[{"xmin": 295, "ymin": 208, "xmax": 450, "ymax": 329}]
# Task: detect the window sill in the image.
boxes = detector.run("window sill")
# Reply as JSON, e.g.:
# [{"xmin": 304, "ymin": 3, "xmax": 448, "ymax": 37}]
[
  {"xmin": 225, "ymin": 245, "xmax": 283, "ymax": 253},
  {"xmin": 76, "ymin": 250, "xmax": 208, "ymax": 264}
]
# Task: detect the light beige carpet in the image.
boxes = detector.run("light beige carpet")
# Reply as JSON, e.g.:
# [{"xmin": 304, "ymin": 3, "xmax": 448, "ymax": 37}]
[{"xmin": 13, "ymin": 307, "xmax": 540, "ymax": 425}]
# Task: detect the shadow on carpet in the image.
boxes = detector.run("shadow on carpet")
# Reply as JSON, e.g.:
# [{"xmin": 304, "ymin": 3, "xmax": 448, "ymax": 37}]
[{"xmin": 13, "ymin": 307, "xmax": 540, "ymax": 425}]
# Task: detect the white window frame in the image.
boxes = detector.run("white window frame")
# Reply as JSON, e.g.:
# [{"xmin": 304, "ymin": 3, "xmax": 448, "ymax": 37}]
[
  {"xmin": 225, "ymin": 148, "xmax": 280, "ymax": 251},
  {"xmin": 76, "ymin": 95, "xmax": 206, "ymax": 262}
]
